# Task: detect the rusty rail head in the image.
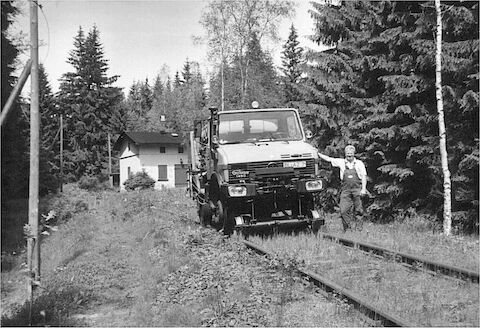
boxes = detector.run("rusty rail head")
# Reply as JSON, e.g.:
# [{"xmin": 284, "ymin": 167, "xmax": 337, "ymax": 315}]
[
  {"xmin": 319, "ymin": 232, "xmax": 479, "ymax": 283},
  {"xmin": 243, "ymin": 240, "xmax": 415, "ymax": 327}
]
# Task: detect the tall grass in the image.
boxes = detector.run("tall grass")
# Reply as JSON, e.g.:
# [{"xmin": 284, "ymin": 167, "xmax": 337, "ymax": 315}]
[{"xmin": 2, "ymin": 186, "xmax": 200, "ymax": 326}]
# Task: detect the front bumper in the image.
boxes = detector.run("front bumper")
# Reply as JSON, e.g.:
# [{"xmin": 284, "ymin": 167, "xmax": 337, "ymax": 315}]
[{"xmin": 220, "ymin": 178, "xmax": 323, "ymax": 199}]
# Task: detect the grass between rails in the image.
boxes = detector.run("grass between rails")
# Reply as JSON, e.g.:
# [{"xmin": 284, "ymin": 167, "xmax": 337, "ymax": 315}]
[
  {"xmin": 251, "ymin": 229, "xmax": 479, "ymax": 326},
  {"xmin": 322, "ymin": 212, "xmax": 479, "ymax": 272}
]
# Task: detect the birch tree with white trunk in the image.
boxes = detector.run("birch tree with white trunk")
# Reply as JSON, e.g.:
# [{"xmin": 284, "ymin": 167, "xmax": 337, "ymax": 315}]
[{"xmin": 435, "ymin": 0, "xmax": 452, "ymax": 236}]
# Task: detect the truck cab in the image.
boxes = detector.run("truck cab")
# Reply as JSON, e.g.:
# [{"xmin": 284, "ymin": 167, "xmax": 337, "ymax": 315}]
[{"xmin": 189, "ymin": 106, "xmax": 324, "ymax": 235}]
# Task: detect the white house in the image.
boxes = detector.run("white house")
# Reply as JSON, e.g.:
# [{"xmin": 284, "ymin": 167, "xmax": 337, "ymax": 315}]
[{"xmin": 114, "ymin": 131, "xmax": 189, "ymax": 191}]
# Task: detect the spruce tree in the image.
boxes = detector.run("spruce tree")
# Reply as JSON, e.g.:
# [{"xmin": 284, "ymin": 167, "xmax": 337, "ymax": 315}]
[
  {"xmin": 302, "ymin": 1, "xmax": 478, "ymax": 230},
  {"xmin": 1, "ymin": 1, "xmax": 29, "ymax": 199},
  {"xmin": 182, "ymin": 59, "xmax": 193, "ymax": 85},
  {"xmin": 281, "ymin": 24, "xmax": 303, "ymax": 104},
  {"xmin": 140, "ymin": 79, "xmax": 153, "ymax": 112},
  {"xmin": 146, "ymin": 75, "xmax": 166, "ymax": 131},
  {"xmin": 38, "ymin": 64, "xmax": 61, "ymax": 194},
  {"xmin": 244, "ymin": 32, "xmax": 284, "ymax": 108},
  {"xmin": 166, "ymin": 61, "xmax": 207, "ymax": 132},
  {"xmin": 57, "ymin": 25, "xmax": 123, "ymax": 180},
  {"xmin": 174, "ymin": 71, "xmax": 182, "ymax": 88}
]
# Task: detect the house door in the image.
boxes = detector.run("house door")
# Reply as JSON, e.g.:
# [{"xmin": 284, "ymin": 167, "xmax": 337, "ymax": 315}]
[{"xmin": 174, "ymin": 164, "xmax": 188, "ymax": 187}]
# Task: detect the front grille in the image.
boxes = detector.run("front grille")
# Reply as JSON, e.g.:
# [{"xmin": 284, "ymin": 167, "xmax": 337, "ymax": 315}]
[{"xmin": 228, "ymin": 159, "xmax": 315, "ymax": 183}]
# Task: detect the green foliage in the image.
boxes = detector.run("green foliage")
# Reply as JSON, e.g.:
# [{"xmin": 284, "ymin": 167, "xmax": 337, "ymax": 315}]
[
  {"xmin": 38, "ymin": 64, "xmax": 61, "ymax": 195},
  {"xmin": 125, "ymin": 60, "xmax": 206, "ymax": 133},
  {"xmin": 200, "ymin": 0, "xmax": 294, "ymax": 109},
  {"xmin": 126, "ymin": 79, "xmax": 152, "ymax": 130},
  {"xmin": 123, "ymin": 171, "xmax": 156, "ymax": 191},
  {"xmin": 209, "ymin": 33, "xmax": 285, "ymax": 110},
  {"xmin": 281, "ymin": 24, "xmax": 304, "ymax": 104},
  {"xmin": 78, "ymin": 175, "xmax": 106, "ymax": 191},
  {"xmin": 167, "ymin": 60, "xmax": 207, "ymax": 132},
  {"xmin": 57, "ymin": 25, "xmax": 124, "ymax": 180},
  {"xmin": 302, "ymin": 0, "xmax": 478, "ymax": 229},
  {"xmin": 1, "ymin": 1, "xmax": 29, "ymax": 200}
]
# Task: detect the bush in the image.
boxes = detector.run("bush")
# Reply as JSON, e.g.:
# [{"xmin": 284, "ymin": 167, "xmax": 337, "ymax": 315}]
[
  {"xmin": 124, "ymin": 171, "xmax": 156, "ymax": 191},
  {"xmin": 78, "ymin": 175, "xmax": 102, "ymax": 191},
  {"xmin": 452, "ymin": 210, "xmax": 479, "ymax": 234}
]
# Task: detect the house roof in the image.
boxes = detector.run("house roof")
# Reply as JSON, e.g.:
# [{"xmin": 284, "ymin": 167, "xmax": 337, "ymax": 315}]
[{"xmin": 113, "ymin": 131, "xmax": 185, "ymax": 151}]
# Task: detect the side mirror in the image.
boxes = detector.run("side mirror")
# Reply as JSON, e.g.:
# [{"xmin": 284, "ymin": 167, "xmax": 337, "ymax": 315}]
[
  {"xmin": 305, "ymin": 130, "xmax": 313, "ymax": 139},
  {"xmin": 211, "ymin": 135, "xmax": 219, "ymax": 149}
]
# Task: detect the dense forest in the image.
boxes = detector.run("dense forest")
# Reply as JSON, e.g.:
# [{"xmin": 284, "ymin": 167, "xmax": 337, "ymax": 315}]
[{"xmin": 1, "ymin": 1, "xmax": 478, "ymax": 232}]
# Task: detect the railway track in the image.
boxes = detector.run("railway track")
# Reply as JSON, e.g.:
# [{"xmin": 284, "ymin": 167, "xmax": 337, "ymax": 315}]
[
  {"xmin": 318, "ymin": 232, "xmax": 479, "ymax": 283},
  {"xmin": 243, "ymin": 240, "xmax": 414, "ymax": 327},
  {"xmin": 200, "ymin": 215, "xmax": 478, "ymax": 326}
]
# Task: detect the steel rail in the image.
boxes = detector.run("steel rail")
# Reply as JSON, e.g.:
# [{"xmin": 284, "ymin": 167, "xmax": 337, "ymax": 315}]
[
  {"xmin": 243, "ymin": 240, "xmax": 414, "ymax": 327},
  {"xmin": 319, "ymin": 232, "xmax": 479, "ymax": 283}
]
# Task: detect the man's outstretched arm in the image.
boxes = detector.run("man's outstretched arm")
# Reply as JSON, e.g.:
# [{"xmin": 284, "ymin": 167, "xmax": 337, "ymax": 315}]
[{"xmin": 317, "ymin": 152, "xmax": 333, "ymax": 162}]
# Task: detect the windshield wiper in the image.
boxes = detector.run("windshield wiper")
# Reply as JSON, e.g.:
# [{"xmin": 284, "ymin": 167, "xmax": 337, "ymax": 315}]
[{"xmin": 221, "ymin": 140, "xmax": 255, "ymax": 145}]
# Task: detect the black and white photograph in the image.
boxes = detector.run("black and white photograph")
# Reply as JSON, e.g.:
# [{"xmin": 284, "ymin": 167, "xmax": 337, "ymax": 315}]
[{"xmin": 1, "ymin": 0, "xmax": 478, "ymax": 326}]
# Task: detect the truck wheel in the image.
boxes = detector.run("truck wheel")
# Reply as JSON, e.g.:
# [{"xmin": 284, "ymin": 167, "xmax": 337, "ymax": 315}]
[
  {"xmin": 223, "ymin": 208, "xmax": 235, "ymax": 236},
  {"xmin": 199, "ymin": 203, "xmax": 212, "ymax": 227},
  {"xmin": 214, "ymin": 200, "xmax": 224, "ymax": 231}
]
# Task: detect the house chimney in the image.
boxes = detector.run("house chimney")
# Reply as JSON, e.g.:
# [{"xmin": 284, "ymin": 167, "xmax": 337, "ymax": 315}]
[{"xmin": 160, "ymin": 115, "xmax": 166, "ymax": 122}]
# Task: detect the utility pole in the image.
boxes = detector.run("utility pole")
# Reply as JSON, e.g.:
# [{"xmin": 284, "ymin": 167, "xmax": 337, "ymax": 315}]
[
  {"xmin": 108, "ymin": 132, "xmax": 113, "ymax": 188},
  {"xmin": 60, "ymin": 114, "xmax": 63, "ymax": 192},
  {"xmin": 27, "ymin": 0, "xmax": 40, "ymax": 315}
]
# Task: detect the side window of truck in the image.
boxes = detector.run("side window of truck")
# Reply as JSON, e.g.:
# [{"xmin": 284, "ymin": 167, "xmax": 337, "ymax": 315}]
[{"xmin": 286, "ymin": 116, "xmax": 301, "ymax": 139}]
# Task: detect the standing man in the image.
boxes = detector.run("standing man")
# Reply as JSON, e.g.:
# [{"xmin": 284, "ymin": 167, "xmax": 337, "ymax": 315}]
[{"xmin": 318, "ymin": 145, "xmax": 367, "ymax": 232}]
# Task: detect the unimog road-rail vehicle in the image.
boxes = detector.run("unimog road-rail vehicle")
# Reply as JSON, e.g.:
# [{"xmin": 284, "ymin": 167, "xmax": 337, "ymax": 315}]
[{"xmin": 188, "ymin": 105, "xmax": 325, "ymax": 236}]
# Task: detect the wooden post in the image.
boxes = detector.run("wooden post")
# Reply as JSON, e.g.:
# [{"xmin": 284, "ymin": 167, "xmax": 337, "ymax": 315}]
[
  {"xmin": 27, "ymin": 0, "xmax": 40, "ymax": 315},
  {"xmin": 60, "ymin": 114, "xmax": 63, "ymax": 192},
  {"xmin": 108, "ymin": 132, "xmax": 113, "ymax": 187}
]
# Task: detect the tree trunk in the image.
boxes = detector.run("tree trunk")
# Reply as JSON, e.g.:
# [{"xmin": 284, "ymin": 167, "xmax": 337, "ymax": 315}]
[
  {"xmin": 244, "ymin": 57, "xmax": 250, "ymax": 108},
  {"xmin": 239, "ymin": 54, "xmax": 245, "ymax": 109},
  {"xmin": 435, "ymin": 0, "xmax": 452, "ymax": 236}
]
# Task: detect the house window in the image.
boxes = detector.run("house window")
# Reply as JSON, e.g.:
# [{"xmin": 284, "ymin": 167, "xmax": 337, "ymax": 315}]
[
  {"xmin": 128, "ymin": 167, "xmax": 131, "ymax": 178},
  {"xmin": 160, "ymin": 146, "xmax": 166, "ymax": 153},
  {"xmin": 178, "ymin": 145, "xmax": 184, "ymax": 153},
  {"xmin": 158, "ymin": 165, "xmax": 168, "ymax": 181}
]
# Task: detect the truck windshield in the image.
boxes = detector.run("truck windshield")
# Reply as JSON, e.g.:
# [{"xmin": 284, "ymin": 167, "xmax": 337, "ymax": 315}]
[{"xmin": 218, "ymin": 110, "xmax": 303, "ymax": 144}]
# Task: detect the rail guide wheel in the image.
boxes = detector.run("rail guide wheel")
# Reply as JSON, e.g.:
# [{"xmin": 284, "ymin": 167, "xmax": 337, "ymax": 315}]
[{"xmin": 309, "ymin": 209, "xmax": 325, "ymax": 234}]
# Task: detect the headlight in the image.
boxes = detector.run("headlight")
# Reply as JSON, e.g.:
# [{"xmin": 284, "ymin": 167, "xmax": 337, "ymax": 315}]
[
  {"xmin": 228, "ymin": 185, "xmax": 247, "ymax": 197},
  {"xmin": 305, "ymin": 180, "xmax": 323, "ymax": 191}
]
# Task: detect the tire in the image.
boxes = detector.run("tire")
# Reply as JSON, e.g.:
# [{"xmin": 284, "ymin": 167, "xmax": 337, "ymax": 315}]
[
  {"xmin": 311, "ymin": 219, "xmax": 324, "ymax": 235},
  {"xmin": 199, "ymin": 203, "xmax": 212, "ymax": 227},
  {"xmin": 214, "ymin": 200, "xmax": 224, "ymax": 231},
  {"xmin": 222, "ymin": 206, "xmax": 235, "ymax": 236}
]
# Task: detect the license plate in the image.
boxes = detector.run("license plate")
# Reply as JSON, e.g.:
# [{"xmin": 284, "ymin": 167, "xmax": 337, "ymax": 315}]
[{"xmin": 283, "ymin": 161, "xmax": 306, "ymax": 168}]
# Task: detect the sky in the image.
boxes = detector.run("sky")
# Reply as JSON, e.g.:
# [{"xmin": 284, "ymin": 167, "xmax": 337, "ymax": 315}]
[{"xmin": 11, "ymin": 0, "xmax": 322, "ymax": 95}]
